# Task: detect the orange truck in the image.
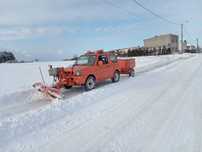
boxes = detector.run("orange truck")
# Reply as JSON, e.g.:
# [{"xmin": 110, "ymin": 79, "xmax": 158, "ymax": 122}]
[{"xmin": 33, "ymin": 50, "xmax": 135, "ymax": 99}]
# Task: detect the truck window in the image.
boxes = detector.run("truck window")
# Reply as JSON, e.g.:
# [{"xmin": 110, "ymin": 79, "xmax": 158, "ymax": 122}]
[
  {"xmin": 98, "ymin": 55, "xmax": 108, "ymax": 64},
  {"xmin": 76, "ymin": 55, "xmax": 96, "ymax": 65},
  {"xmin": 109, "ymin": 54, "xmax": 117, "ymax": 63}
]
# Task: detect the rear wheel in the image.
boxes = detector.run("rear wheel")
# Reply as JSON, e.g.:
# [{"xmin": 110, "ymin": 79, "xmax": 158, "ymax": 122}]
[
  {"xmin": 129, "ymin": 69, "xmax": 135, "ymax": 77},
  {"xmin": 85, "ymin": 76, "xmax": 96, "ymax": 91},
  {"xmin": 112, "ymin": 70, "xmax": 120, "ymax": 82}
]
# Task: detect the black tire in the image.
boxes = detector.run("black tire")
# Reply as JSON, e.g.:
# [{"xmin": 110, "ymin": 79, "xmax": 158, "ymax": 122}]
[
  {"xmin": 129, "ymin": 69, "xmax": 135, "ymax": 77},
  {"xmin": 85, "ymin": 76, "xmax": 96, "ymax": 91},
  {"xmin": 64, "ymin": 85, "xmax": 72, "ymax": 89},
  {"xmin": 112, "ymin": 70, "xmax": 120, "ymax": 82}
]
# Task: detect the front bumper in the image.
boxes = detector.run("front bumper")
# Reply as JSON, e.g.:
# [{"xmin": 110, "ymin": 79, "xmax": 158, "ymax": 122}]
[{"xmin": 57, "ymin": 76, "xmax": 86, "ymax": 87}]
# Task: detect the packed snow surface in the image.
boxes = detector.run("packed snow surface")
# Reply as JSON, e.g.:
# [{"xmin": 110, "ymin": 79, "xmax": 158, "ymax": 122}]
[{"xmin": 0, "ymin": 53, "xmax": 201, "ymax": 152}]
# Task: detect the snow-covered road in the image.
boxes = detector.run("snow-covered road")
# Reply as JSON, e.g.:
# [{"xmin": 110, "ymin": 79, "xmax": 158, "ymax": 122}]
[{"xmin": 1, "ymin": 54, "xmax": 202, "ymax": 152}]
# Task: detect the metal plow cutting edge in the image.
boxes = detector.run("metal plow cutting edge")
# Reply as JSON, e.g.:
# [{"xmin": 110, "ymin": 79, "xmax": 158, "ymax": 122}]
[{"xmin": 33, "ymin": 82, "xmax": 62, "ymax": 99}]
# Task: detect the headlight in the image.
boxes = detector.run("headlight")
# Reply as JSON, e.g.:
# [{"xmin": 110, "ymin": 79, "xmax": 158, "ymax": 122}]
[{"xmin": 75, "ymin": 70, "xmax": 81, "ymax": 76}]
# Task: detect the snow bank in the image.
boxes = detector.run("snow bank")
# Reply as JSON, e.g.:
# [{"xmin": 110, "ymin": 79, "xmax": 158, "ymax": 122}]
[
  {"xmin": 136, "ymin": 53, "xmax": 193, "ymax": 74},
  {"xmin": 0, "ymin": 61, "xmax": 74, "ymax": 96}
]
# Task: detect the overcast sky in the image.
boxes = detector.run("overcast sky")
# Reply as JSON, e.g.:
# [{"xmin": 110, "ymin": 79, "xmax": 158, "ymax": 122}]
[{"xmin": 0, "ymin": 0, "xmax": 201, "ymax": 61}]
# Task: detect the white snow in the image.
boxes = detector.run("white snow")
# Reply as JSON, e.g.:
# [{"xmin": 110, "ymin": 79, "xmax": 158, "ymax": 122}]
[
  {"xmin": 0, "ymin": 61, "xmax": 74, "ymax": 96},
  {"xmin": 0, "ymin": 53, "xmax": 201, "ymax": 152}
]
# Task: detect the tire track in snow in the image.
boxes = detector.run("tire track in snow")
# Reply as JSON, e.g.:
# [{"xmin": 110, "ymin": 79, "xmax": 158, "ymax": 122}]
[
  {"xmin": 40, "ymin": 55, "xmax": 198, "ymax": 152},
  {"xmin": 142, "ymin": 60, "xmax": 202, "ymax": 152},
  {"xmin": 55, "ymin": 56, "xmax": 198, "ymax": 152},
  {"xmin": 86, "ymin": 56, "xmax": 201, "ymax": 152},
  {"xmin": 0, "ymin": 90, "xmax": 50, "ymax": 120}
]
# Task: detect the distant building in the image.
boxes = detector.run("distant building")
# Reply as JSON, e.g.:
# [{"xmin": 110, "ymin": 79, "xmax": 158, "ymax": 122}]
[{"xmin": 144, "ymin": 34, "xmax": 179, "ymax": 53}]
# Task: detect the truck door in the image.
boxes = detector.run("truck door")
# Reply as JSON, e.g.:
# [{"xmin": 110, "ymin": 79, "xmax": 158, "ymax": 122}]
[
  {"xmin": 96, "ymin": 55, "xmax": 111, "ymax": 80},
  {"xmin": 109, "ymin": 54, "xmax": 118, "ymax": 77}
]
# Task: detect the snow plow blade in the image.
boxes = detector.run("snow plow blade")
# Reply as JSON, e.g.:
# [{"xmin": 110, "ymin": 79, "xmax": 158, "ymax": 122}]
[{"xmin": 33, "ymin": 82, "xmax": 62, "ymax": 99}]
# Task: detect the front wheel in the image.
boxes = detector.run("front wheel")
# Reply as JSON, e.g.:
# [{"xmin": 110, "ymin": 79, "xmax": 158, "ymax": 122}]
[
  {"xmin": 85, "ymin": 76, "xmax": 96, "ymax": 91},
  {"xmin": 64, "ymin": 85, "xmax": 72, "ymax": 89},
  {"xmin": 112, "ymin": 71, "xmax": 120, "ymax": 82}
]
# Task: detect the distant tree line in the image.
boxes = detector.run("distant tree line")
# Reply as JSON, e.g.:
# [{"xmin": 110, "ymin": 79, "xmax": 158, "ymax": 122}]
[
  {"xmin": 112, "ymin": 47, "xmax": 173, "ymax": 57},
  {"xmin": 0, "ymin": 51, "xmax": 16, "ymax": 63},
  {"xmin": 184, "ymin": 49, "xmax": 198, "ymax": 53}
]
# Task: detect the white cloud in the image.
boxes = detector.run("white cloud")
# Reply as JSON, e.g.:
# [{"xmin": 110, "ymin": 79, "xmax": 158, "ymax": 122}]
[
  {"xmin": 0, "ymin": 0, "xmax": 133, "ymax": 26},
  {"xmin": 0, "ymin": 26, "xmax": 66, "ymax": 40}
]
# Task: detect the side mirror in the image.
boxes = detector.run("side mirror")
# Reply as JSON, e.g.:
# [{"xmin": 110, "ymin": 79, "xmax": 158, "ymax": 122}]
[{"xmin": 98, "ymin": 61, "xmax": 103, "ymax": 66}]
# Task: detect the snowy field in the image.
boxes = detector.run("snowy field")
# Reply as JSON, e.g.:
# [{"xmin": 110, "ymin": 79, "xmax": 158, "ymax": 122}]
[{"xmin": 1, "ymin": 53, "xmax": 201, "ymax": 152}]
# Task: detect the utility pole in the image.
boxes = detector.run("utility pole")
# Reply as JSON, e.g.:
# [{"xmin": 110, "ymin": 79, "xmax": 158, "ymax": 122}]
[
  {"xmin": 180, "ymin": 24, "xmax": 184, "ymax": 53},
  {"xmin": 196, "ymin": 38, "xmax": 199, "ymax": 52}
]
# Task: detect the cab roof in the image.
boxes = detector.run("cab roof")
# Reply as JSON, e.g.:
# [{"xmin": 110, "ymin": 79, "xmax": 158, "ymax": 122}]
[{"xmin": 85, "ymin": 50, "xmax": 110, "ymax": 56}]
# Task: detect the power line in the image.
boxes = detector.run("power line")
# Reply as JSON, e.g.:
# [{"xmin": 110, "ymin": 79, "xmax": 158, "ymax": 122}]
[
  {"xmin": 103, "ymin": 0, "xmax": 195, "ymax": 47},
  {"xmin": 102, "ymin": 0, "xmax": 132, "ymax": 14},
  {"xmin": 102, "ymin": 0, "xmax": 179, "ymax": 25},
  {"xmin": 102, "ymin": 0, "xmax": 140, "ymax": 21},
  {"xmin": 131, "ymin": 0, "xmax": 180, "ymax": 25}
]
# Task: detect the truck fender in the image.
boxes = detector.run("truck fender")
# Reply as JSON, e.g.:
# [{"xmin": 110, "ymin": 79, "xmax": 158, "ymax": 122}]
[{"xmin": 85, "ymin": 74, "xmax": 96, "ymax": 82}]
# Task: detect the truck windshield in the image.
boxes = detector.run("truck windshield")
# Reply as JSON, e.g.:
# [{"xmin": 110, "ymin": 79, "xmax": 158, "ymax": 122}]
[{"xmin": 76, "ymin": 55, "xmax": 96, "ymax": 65}]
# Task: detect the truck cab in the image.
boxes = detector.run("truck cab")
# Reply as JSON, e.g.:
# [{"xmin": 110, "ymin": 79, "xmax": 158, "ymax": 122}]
[{"xmin": 50, "ymin": 50, "xmax": 121, "ymax": 91}]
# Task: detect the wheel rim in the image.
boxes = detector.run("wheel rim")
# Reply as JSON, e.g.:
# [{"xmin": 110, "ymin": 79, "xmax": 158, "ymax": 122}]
[{"xmin": 87, "ymin": 78, "xmax": 95, "ymax": 89}]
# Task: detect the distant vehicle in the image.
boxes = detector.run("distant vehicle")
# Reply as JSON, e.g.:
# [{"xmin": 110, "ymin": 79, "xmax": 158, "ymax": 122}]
[{"xmin": 33, "ymin": 50, "xmax": 135, "ymax": 99}]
